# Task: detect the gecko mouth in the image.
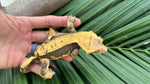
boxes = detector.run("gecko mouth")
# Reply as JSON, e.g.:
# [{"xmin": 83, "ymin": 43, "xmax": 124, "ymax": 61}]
[
  {"xmin": 90, "ymin": 47, "xmax": 107, "ymax": 53},
  {"xmin": 101, "ymin": 44, "xmax": 107, "ymax": 53}
]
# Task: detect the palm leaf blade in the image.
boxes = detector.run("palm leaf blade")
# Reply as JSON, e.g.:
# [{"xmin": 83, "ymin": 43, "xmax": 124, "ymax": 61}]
[
  {"xmin": 73, "ymin": 56, "xmax": 106, "ymax": 83},
  {"xmin": 56, "ymin": 60, "xmax": 84, "ymax": 84},
  {"xmin": 79, "ymin": 50, "xmax": 124, "ymax": 84},
  {"xmin": 0, "ymin": 69, "xmax": 13, "ymax": 84},
  {"xmin": 13, "ymin": 68, "xmax": 28, "ymax": 84}
]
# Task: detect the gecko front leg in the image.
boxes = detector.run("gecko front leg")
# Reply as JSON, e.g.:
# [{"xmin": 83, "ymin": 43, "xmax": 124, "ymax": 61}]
[
  {"xmin": 67, "ymin": 16, "xmax": 77, "ymax": 33},
  {"xmin": 45, "ymin": 26, "xmax": 56, "ymax": 43}
]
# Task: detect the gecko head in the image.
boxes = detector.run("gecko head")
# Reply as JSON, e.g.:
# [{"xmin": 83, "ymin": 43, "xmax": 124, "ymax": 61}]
[
  {"xmin": 83, "ymin": 31, "xmax": 107, "ymax": 54},
  {"xmin": 88, "ymin": 36, "xmax": 107, "ymax": 54}
]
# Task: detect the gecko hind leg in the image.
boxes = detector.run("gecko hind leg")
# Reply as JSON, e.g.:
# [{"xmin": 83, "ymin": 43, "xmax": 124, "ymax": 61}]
[
  {"xmin": 20, "ymin": 57, "xmax": 36, "ymax": 73},
  {"xmin": 40, "ymin": 58, "xmax": 55, "ymax": 79},
  {"xmin": 71, "ymin": 49, "xmax": 79, "ymax": 58},
  {"xmin": 67, "ymin": 16, "xmax": 77, "ymax": 33}
]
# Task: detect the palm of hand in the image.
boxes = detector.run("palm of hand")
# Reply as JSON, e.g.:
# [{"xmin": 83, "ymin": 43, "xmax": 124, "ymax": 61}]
[{"xmin": 0, "ymin": 14, "xmax": 33, "ymax": 69}]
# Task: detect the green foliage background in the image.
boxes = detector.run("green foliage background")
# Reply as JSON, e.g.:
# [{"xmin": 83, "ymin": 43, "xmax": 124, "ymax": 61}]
[{"xmin": 0, "ymin": 0, "xmax": 150, "ymax": 84}]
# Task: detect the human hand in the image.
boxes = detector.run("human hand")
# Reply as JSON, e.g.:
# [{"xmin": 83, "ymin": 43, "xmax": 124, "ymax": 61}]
[{"xmin": 0, "ymin": 11, "xmax": 81, "ymax": 74}]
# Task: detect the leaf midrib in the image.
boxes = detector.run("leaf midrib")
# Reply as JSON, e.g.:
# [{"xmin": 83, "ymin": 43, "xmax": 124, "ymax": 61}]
[{"xmin": 108, "ymin": 47, "xmax": 150, "ymax": 53}]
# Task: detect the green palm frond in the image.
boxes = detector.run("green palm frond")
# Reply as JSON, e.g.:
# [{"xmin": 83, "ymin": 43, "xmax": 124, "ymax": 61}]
[{"xmin": 1, "ymin": 0, "xmax": 150, "ymax": 84}]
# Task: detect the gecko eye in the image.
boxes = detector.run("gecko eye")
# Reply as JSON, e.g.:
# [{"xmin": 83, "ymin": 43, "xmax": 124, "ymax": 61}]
[
  {"xmin": 97, "ymin": 39, "xmax": 101, "ymax": 43},
  {"xmin": 98, "ymin": 37, "xmax": 103, "ymax": 43},
  {"xmin": 94, "ymin": 38, "xmax": 101, "ymax": 47}
]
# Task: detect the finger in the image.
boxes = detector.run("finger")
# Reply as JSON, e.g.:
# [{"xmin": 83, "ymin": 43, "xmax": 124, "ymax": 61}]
[
  {"xmin": 21, "ymin": 16, "xmax": 81, "ymax": 29},
  {"xmin": 28, "ymin": 63, "xmax": 41, "ymax": 75},
  {"xmin": 31, "ymin": 31, "xmax": 65, "ymax": 42},
  {"xmin": 31, "ymin": 31, "xmax": 46, "ymax": 42},
  {"xmin": 61, "ymin": 56, "xmax": 74, "ymax": 62}
]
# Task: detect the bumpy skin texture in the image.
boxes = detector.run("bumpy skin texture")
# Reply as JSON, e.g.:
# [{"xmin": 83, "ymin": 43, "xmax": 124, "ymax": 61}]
[{"xmin": 20, "ymin": 16, "xmax": 107, "ymax": 79}]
